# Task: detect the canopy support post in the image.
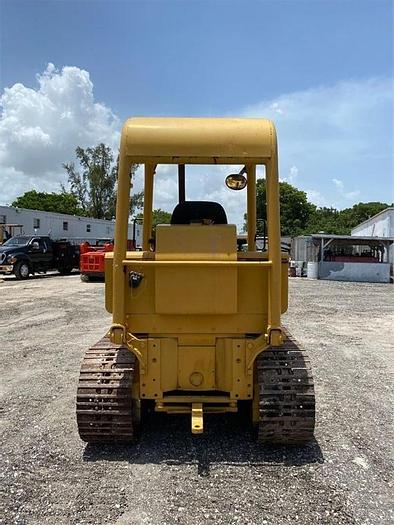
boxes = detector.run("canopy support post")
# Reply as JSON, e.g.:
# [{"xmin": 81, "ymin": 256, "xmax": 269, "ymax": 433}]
[
  {"xmin": 112, "ymin": 155, "xmax": 131, "ymax": 343},
  {"xmin": 247, "ymin": 164, "xmax": 256, "ymax": 252},
  {"xmin": 266, "ymin": 153, "xmax": 282, "ymax": 346},
  {"xmin": 143, "ymin": 164, "xmax": 155, "ymax": 251},
  {"xmin": 178, "ymin": 164, "xmax": 186, "ymax": 203}
]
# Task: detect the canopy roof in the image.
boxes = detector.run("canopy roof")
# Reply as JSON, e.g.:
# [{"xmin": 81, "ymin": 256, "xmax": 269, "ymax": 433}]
[
  {"xmin": 121, "ymin": 117, "xmax": 276, "ymax": 164},
  {"xmin": 310, "ymin": 234, "xmax": 394, "ymax": 246}
]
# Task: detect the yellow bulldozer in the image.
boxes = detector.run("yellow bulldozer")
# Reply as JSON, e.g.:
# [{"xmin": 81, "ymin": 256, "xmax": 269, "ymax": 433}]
[{"xmin": 76, "ymin": 118, "xmax": 315, "ymax": 445}]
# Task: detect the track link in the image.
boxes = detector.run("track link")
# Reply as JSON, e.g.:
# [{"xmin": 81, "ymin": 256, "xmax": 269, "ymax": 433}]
[
  {"xmin": 256, "ymin": 330, "xmax": 315, "ymax": 444},
  {"xmin": 76, "ymin": 337, "xmax": 136, "ymax": 443}
]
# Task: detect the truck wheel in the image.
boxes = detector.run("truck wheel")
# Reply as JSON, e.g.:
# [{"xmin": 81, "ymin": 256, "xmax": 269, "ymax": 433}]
[
  {"xmin": 14, "ymin": 261, "xmax": 30, "ymax": 280},
  {"xmin": 58, "ymin": 266, "xmax": 73, "ymax": 275}
]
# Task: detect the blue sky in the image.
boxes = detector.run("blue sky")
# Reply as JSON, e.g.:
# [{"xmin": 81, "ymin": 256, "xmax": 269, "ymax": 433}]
[{"xmin": 0, "ymin": 0, "xmax": 393, "ymax": 225}]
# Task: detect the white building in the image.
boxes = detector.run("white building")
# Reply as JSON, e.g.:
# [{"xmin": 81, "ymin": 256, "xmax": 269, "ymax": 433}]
[
  {"xmin": 0, "ymin": 205, "xmax": 142, "ymax": 246},
  {"xmin": 289, "ymin": 208, "xmax": 394, "ymax": 283},
  {"xmin": 291, "ymin": 233, "xmax": 393, "ymax": 283},
  {"xmin": 351, "ymin": 207, "xmax": 394, "ymax": 267},
  {"xmin": 351, "ymin": 207, "xmax": 394, "ymax": 237}
]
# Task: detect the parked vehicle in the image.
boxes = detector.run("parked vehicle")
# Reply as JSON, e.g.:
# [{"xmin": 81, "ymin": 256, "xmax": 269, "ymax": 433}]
[
  {"xmin": 79, "ymin": 239, "xmax": 114, "ymax": 282},
  {"xmin": 79, "ymin": 239, "xmax": 137, "ymax": 282},
  {"xmin": 0, "ymin": 235, "xmax": 79, "ymax": 279}
]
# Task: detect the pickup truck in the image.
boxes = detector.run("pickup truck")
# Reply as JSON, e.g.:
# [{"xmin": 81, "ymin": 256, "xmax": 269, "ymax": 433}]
[{"xmin": 0, "ymin": 235, "xmax": 79, "ymax": 280}]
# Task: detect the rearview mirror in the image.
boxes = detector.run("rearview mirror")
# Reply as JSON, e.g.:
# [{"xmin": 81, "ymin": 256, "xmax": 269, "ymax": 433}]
[{"xmin": 225, "ymin": 173, "xmax": 247, "ymax": 191}]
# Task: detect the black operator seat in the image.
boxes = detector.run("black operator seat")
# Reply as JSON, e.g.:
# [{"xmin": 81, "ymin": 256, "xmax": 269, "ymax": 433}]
[{"xmin": 171, "ymin": 201, "xmax": 228, "ymax": 225}]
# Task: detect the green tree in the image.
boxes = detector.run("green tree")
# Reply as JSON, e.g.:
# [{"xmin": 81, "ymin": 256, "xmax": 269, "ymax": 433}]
[
  {"xmin": 338, "ymin": 202, "xmax": 390, "ymax": 234},
  {"xmin": 63, "ymin": 144, "xmax": 116, "ymax": 219},
  {"xmin": 12, "ymin": 190, "xmax": 82, "ymax": 215},
  {"xmin": 305, "ymin": 202, "xmax": 390, "ymax": 235},
  {"xmin": 136, "ymin": 208, "xmax": 171, "ymax": 235},
  {"xmin": 305, "ymin": 207, "xmax": 345, "ymax": 235},
  {"xmin": 245, "ymin": 178, "xmax": 390, "ymax": 237},
  {"xmin": 63, "ymin": 144, "xmax": 118, "ymax": 219},
  {"xmin": 63, "ymin": 144, "xmax": 142, "ymax": 220},
  {"xmin": 244, "ymin": 179, "xmax": 315, "ymax": 236},
  {"xmin": 130, "ymin": 190, "xmax": 144, "ymax": 217},
  {"xmin": 111, "ymin": 153, "xmax": 142, "ymax": 217},
  {"xmin": 152, "ymin": 209, "xmax": 171, "ymax": 229}
]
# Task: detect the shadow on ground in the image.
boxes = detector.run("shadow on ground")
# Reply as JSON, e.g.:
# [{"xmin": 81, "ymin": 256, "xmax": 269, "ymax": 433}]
[{"xmin": 83, "ymin": 411, "xmax": 324, "ymax": 476}]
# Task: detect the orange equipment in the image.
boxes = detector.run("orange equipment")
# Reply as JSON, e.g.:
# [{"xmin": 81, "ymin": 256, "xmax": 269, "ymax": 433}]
[
  {"xmin": 80, "ymin": 239, "xmax": 136, "ymax": 281},
  {"xmin": 79, "ymin": 240, "xmax": 114, "ymax": 281}
]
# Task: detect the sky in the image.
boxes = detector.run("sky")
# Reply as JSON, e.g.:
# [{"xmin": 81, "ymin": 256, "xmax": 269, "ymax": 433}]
[{"xmin": 0, "ymin": 0, "xmax": 393, "ymax": 227}]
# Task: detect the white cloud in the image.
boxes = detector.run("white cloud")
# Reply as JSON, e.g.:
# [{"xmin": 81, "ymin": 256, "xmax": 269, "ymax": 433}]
[
  {"xmin": 270, "ymin": 102, "xmax": 283, "ymax": 115},
  {"xmin": 332, "ymin": 178, "xmax": 361, "ymax": 200},
  {"xmin": 239, "ymin": 77, "xmax": 393, "ymax": 211},
  {"xmin": 145, "ymin": 77, "xmax": 392, "ymax": 227},
  {"xmin": 1, "ymin": 67, "xmax": 392, "ymax": 231},
  {"xmin": 332, "ymin": 178, "xmax": 344, "ymax": 191},
  {"xmin": 305, "ymin": 189, "xmax": 330, "ymax": 208},
  {"xmin": 0, "ymin": 63, "xmax": 119, "ymax": 204},
  {"xmin": 281, "ymin": 165, "xmax": 299, "ymax": 185}
]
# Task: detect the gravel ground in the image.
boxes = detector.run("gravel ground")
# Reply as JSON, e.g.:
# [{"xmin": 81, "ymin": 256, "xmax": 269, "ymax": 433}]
[{"xmin": 0, "ymin": 274, "xmax": 393, "ymax": 525}]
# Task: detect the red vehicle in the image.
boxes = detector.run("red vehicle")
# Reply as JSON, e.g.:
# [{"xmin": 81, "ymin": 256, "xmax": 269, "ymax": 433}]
[
  {"xmin": 80, "ymin": 239, "xmax": 137, "ymax": 281},
  {"xmin": 79, "ymin": 239, "xmax": 114, "ymax": 281}
]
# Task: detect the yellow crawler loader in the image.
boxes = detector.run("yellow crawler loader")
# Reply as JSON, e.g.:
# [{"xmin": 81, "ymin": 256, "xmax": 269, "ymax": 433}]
[{"xmin": 76, "ymin": 118, "xmax": 315, "ymax": 444}]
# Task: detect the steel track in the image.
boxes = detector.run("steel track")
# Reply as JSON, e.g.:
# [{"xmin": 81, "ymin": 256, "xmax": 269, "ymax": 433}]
[
  {"xmin": 77, "ymin": 332, "xmax": 315, "ymax": 445},
  {"xmin": 256, "ymin": 330, "xmax": 315, "ymax": 444},
  {"xmin": 76, "ymin": 337, "xmax": 136, "ymax": 443}
]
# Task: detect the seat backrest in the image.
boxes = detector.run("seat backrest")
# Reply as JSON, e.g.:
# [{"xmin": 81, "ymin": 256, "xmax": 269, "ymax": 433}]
[
  {"xmin": 156, "ymin": 224, "xmax": 236, "ymax": 260},
  {"xmin": 171, "ymin": 201, "xmax": 228, "ymax": 225}
]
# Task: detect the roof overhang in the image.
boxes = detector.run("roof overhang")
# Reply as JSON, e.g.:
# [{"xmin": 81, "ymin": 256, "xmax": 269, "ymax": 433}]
[
  {"xmin": 310, "ymin": 234, "xmax": 394, "ymax": 246},
  {"xmin": 120, "ymin": 117, "xmax": 276, "ymax": 165}
]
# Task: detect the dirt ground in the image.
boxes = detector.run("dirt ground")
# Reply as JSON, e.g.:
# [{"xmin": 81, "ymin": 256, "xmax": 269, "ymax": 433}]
[{"xmin": 0, "ymin": 274, "xmax": 393, "ymax": 525}]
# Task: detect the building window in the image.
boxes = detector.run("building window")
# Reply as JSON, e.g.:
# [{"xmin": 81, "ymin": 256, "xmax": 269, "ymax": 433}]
[
  {"xmin": 63, "ymin": 221, "xmax": 68, "ymax": 231},
  {"xmin": 0, "ymin": 215, "xmax": 6, "ymax": 224},
  {"xmin": 33, "ymin": 218, "xmax": 40, "ymax": 229},
  {"xmin": 86, "ymin": 224, "xmax": 91, "ymax": 233}
]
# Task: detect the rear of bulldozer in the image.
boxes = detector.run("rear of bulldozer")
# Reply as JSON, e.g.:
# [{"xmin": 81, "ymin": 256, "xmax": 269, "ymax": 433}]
[{"xmin": 76, "ymin": 118, "xmax": 315, "ymax": 444}]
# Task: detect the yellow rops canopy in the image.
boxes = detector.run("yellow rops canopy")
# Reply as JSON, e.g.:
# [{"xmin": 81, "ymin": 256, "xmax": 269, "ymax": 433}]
[
  {"xmin": 121, "ymin": 117, "xmax": 277, "ymax": 164},
  {"xmin": 113, "ymin": 116, "xmax": 283, "ymax": 348}
]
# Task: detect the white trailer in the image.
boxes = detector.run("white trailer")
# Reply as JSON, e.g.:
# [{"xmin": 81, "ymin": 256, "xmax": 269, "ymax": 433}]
[{"xmin": 0, "ymin": 205, "xmax": 142, "ymax": 246}]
